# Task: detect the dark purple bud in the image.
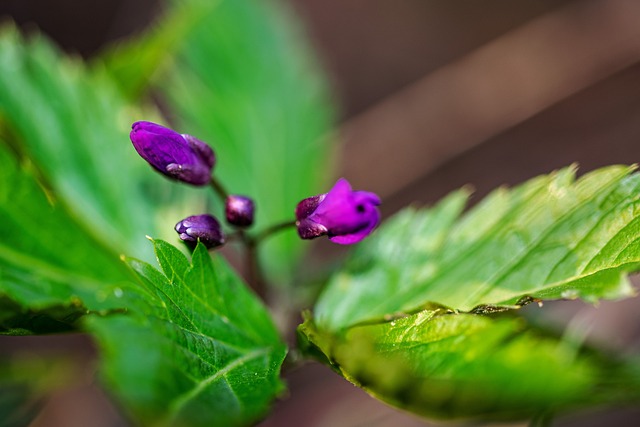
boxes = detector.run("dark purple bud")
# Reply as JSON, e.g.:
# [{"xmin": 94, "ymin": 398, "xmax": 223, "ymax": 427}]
[
  {"xmin": 225, "ymin": 195, "xmax": 255, "ymax": 228},
  {"xmin": 175, "ymin": 214, "xmax": 225, "ymax": 249},
  {"xmin": 296, "ymin": 178, "xmax": 381, "ymax": 245},
  {"xmin": 130, "ymin": 121, "xmax": 215, "ymax": 186}
]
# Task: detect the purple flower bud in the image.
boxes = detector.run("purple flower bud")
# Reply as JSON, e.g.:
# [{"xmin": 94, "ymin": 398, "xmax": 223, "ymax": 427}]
[
  {"xmin": 130, "ymin": 121, "xmax": 215, "ymax": 186},
  {"xmin": 175, "ymin": 214, "xmax": 225, "ymax": 249},
  {"xmin": 225, "ymin": 195, "xmax": 255, "ymax": 228},
  {"xmin": 296, "ymin": 178, "xmax": 381, "ymax": 245}
]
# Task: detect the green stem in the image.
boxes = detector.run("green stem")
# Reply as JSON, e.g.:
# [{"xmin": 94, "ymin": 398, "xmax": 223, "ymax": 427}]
[
  {"xmin": 227, "ymin": 220, "xmax": 296, "ymax": 301},
  {"xmin": 209, "ymin": 176, "xmax": 229, "ymax": 201},
  {"xmin": 235, "ymin": 231, "xmax": 265, "ymax": 300},
  {"xmin": 208, "ymin": 173, "xmax": 295, "ymax": 300},
  {"xmin": 254, "ymin": 220, "xmax": 297, "ymax": 244}
]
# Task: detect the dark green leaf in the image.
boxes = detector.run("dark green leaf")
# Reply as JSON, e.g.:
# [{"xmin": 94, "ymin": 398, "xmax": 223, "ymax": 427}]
[
  {"xmin": 88, "ymin": 240, "xmax": 287, "ymax": 427},
  {"xmin": 299, "ymin": 311, "xmax": 640, "ymax": 422},
  {"xmin": 0, "ymin": 142, "xmax": 146, "ymax": 330}
]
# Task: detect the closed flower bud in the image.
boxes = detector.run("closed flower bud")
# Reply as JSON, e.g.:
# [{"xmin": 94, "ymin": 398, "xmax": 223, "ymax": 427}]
[
  {"xmin": 175, "ymin": 214, "xmax": 225, "ymax": 249},
  {"xmin": 225, "ymin": 195, "xmax": 255, "ymax": 228},
  {"xmin": 296, "ymin": 178, "xmax": 381, "ymax": 245},
  {"xmin": 130, "ymin": 121, "xmax": 215, "ymax": 186}
]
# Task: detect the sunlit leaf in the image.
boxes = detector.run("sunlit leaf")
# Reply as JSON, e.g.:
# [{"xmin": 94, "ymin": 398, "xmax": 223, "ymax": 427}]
[
  {"xmin": 316, "ymin": 166, "xmax": 640, "ymax": 331},
  {"xmin": 303, "ymin": 165, "xmax": 640, "ymax": 421}
]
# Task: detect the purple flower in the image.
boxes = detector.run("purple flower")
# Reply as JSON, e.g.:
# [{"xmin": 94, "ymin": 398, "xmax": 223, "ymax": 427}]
[
  {"xmin": 296, "ymin": 178, "xmax": 381, "ymax": 245},
  {"xmin": 130, "ymin": 121, "xmax": 215, "ymax": 186},
  {"xmin": 225, "ymin": 195, "xmax": 255, "ymax": 228},
  {"xmin": 175, "ymin": 214, "xmax": 225, "ymax": 249}
]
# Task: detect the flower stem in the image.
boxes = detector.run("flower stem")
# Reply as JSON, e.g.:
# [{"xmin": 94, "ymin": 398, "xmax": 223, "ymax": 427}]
[
  {"xmin": 233, "ymin": 230, "xmax": 265, "ymax": 300},
  {"xmin": 228, "ymin": 220, "xmax": 296, "ymax": 300},
  {"xmin": 209, "ymin": 176, "xmax": 229, "ymax": 201},
  {"xmin": 254, "ymin": 220, "xmax": 297, "ymax": 244},
  {"xmin": 246, "ymin": 236, "xmax": 265, "ymax": 300},
  {"xmin": 207, "ymin": 174, "xmax": 296, "ymax": 300}
]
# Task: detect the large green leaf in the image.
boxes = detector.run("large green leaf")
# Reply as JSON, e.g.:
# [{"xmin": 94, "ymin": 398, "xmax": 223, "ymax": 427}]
[
  {"xmin": 159, "ymin": 0, "xmax": 335, "ymax": 285},
  {"xmin": 301, "ymin": 165, "xmax": 640, "ymax": 421},
  {"xmin": 299, "ymin": 311, "xmax": 640, "ymax": 422},
  {"xmin": 89, "ymin": 240, "xmax": 287, "ymax": 427},
  {"xmin": 316, "ymin": 165, "xmax": 640, "ymax": 331}
]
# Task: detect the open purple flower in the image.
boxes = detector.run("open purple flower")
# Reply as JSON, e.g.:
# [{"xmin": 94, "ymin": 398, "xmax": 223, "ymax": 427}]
[
  {"xmin": 130, "ymin": 121, "xmax": 215, "ymax": 186},
  {"xmin": 225, "ymin": 195, "xmax": 255, "ymax": 228},
  {"xmin": 296, "ymin": 178, "xmax": 381, "ymax": 245},
  {"xmin": 175, "ymin": 214, "xmax": 225, "ymax": 249}
]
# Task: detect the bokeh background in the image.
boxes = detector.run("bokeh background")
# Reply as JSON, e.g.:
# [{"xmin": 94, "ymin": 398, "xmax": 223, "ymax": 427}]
[{"xmin": 2, "ymin": 0, "xmax": 640, "ymax": 425}]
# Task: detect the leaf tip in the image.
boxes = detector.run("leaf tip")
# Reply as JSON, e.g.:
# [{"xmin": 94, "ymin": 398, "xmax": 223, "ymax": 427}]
[{"xmin": 459, "ymin": 184, "xmax": 475, "ymax": 196}]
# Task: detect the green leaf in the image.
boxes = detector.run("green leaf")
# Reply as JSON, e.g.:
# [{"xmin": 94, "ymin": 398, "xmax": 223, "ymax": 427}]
[
  {"xmin": 299, "ymin": 311, "xmax": 640, "ymax": 422},
  {"xmin": 1, "ymin": 137, "xmax": 286, "ymax": 424},
  {"xmin": 94, "ymin": 0, "xmax": 216, "ymax": 99},
  {"xmin": 0, "ymin": 25, "xmax": 210, "ymax": 264},
  {"xmin": 88, "ymin": 240, "xmax": 287, "ymax": 427},
  {"xmin": 0, "ymin": 24, "xmax": 221, "ymax": 334},
  {"xmin": 302, "ymin": 165, "xmax": 640, "ymax": 421},
  {"xmin": 316, "ymin": 165, "xmax": 640, "ymax": 331},
  {"xmin": 0, "ymin": 142, "xmax": 147, "ymax": 332},
  {"xmin": 159, "ymin": 0, "xmax": 336, "ymax": 285}
]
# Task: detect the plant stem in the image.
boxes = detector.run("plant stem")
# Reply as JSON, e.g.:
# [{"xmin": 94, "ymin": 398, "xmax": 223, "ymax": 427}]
[
  {"xmin": 231, "ymin": 221, "xmax": 296, "ymax": 301},
  {"xmin": 209, "ymin": 176, "xmax": 229, "ymax": 201},
  {"xmin": 247, "ymin": 238, "xmax": 265, "ymax": 300},
  {"xmin": 207, "ymin": 173, "xmax": 295, "ymax": 300},
  {"xmin": 254, "ymin": 220, "xmax": 297, "ymax": 244},
  {"xmin": 236, "ymin": 231, "xmax": 265, "ymax": 300}
]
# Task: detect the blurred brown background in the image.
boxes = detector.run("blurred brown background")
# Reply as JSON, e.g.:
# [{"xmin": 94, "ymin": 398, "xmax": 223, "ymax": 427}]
[{"xmin": 2, "ymin": 0, "xmax": 640, "ymax": 425}]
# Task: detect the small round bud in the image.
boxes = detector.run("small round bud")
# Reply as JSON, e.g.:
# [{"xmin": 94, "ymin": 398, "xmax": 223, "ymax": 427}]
[
  {"xmin": 175, "ymin": 214, "xmax": 225, "ymax": 249},
  {"xmin": 225, "ymin": 195, "xmax": 255, "ymax": 228}
]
